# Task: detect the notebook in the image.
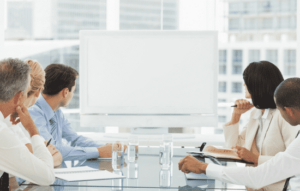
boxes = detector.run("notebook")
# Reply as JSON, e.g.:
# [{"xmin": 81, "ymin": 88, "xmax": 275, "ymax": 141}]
[
  {"xmin": 54, "ymin": 166, "xmax": 125, "ymax": 182},
  {"xmin": 188, "ymin": 145, "xmax": 241, "ymax": 160}
]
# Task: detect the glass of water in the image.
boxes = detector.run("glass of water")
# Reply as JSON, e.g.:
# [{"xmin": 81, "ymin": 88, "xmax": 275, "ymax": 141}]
[
  {"xmin": 159, "ymin": 168, "xmax": 171, "ymax": 187},
  {"xmin": 112, "ymin": 169, "xmax": 123, "ymax": 191},
  {"xmin": 112, "ymin": 142, "xmax": 124, "ymax": 170},
  {"xmin": 163, "ymin": 134, "xmax": 173, "ymax": 157},
  {"xmin": 160, "ymin": 134, "xmax": 173, "ymax": 169},
  {"xmin": 128, "ymin": 135, "xmax": 139, "ymax": 162}
]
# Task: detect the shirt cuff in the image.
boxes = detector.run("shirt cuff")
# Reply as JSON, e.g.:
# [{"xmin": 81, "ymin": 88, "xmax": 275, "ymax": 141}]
[
  {"xmin": 206, "ymin": 163, "xmax": 225, "ymax": 181},
  {"xmin": 31, "ymin": 135, "xmax": 45, "ymax": 147},
  {"xmin": 84, "ymin": 147, "xmax": 99, "ymax": 159}
]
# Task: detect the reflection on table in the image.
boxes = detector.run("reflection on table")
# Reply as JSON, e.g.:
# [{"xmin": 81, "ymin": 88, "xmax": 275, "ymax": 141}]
[{"xmin": 19, "ymin": 155, "xmax": 247, "ymax": 190}]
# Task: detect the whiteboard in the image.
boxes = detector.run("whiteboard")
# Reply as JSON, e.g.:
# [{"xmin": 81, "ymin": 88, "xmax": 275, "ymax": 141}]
[{"xmin": 80, "ymin": 31, "xmax": 218, "ymax": 117}]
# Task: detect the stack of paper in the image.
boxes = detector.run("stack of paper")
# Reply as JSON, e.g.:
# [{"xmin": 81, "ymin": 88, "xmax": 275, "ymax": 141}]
[{"xmin": 54, "ymin": 166, "xmax": 125, "ymax": 182}]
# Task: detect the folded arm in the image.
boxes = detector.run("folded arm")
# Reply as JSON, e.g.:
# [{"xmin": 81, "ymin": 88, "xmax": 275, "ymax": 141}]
[{"xmin": 0, "ymin": 128, "xmax": 55, "ymax": 186}]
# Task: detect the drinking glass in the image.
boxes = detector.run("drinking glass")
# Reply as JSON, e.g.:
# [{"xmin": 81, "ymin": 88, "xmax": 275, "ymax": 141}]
[
  {"xmin": 159, "ymin": 168, "xmax": 171, "ymax": 187},
  {"xmin": 112, "ymin": 142, "xmax": 124, "ymax": 170},
  {"xmin": 128, "ymin": 135, "xmax": 139, "ymax": 162}
]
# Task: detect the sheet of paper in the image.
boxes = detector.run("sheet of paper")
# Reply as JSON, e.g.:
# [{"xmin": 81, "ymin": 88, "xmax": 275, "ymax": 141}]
[
  {"xmin": 55, "ymin": 170, "xmax": 125, "ymax": 182},
  {"xmin": 54, "ymin": 166, "xmax": 97, "ymax": 174}
]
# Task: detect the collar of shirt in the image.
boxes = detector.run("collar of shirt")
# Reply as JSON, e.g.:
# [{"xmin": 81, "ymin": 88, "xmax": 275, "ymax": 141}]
[
  {"xmin": 253, "ymin": 108, "xmax": 270, "ymax": 120},
  {"xmin": 0, "ymin": 111, "xmax": 5, "ymax": 122},
  {"xmin": 36, "ymin": 95, "xmax": 55, "ymax": 121},
  {"xmin": 0, "ymin": 111, "xmax": 13, "ymax": 128}
]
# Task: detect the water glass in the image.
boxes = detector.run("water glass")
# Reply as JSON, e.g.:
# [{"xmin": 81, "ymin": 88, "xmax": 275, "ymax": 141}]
[
  {"xmin": 163, "ymin": 134, "xmax": 173, "ymax": 157},
  {"xmin": 159, "ymin": 168, "xmax": 171, "ymax": 187},
  {"xmin": 112, "ymin": 170, "xmax": 123, "ymax": 191},
  {"xmin": 127, "ymin": 161, "xmax": 139, "ymax": 179},
  {"xmin": 112, "ymin": 142, "xmax": 124, "ymax": 170},
  {"xmin": 128, "ymin": 135, "xmax": 139, "ymax": 162},
  {"xmin": 161, "ymin": 142, "xmax": 172, "ymax": 169}
]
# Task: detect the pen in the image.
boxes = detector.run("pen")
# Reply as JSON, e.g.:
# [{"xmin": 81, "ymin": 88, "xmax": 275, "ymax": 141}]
[
  {"xmin": 46, "ymin": 138, "xmax": 52, "ymax": 147},
  {"xmin": 231, "ymin": 104, "xmax": 253, "ymax": 107}
]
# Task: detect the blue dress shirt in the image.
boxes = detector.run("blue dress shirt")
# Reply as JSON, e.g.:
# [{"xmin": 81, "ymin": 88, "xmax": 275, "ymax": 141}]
[{"xmin": 29, "ymin": 96, "xmax": 103, "ymax": 161}]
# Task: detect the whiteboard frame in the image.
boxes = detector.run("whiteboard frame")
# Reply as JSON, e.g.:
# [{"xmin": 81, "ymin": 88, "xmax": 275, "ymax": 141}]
[{"xmin": 80, "ymin": 30, "xmax": 218, "ymax": 127}]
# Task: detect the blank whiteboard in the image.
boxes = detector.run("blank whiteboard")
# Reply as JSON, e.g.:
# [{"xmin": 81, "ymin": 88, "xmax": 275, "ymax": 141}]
[{"xmin": 80, "ymin": 31, "xmax": 218, "ymax": 127}]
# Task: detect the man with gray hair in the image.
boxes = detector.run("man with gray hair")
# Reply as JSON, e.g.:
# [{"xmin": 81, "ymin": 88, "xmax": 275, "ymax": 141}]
[{"xmin": 0, "ymin": 58, "xmax": 55, "ymax": 189}]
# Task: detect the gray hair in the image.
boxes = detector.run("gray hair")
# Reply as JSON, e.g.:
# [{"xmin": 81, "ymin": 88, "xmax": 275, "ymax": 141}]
[{"xmin": 0, "ymin": 58, "xmax": 31, "ymax": 103}]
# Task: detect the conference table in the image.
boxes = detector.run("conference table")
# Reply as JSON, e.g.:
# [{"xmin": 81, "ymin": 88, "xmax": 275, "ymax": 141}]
[{"xmin": 17, "ymin": 152, "xmax": 249, "ymax": 191}]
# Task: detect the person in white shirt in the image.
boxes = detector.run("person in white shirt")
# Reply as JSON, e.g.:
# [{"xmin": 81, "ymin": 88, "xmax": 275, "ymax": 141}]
[
  {"xmin": 0, "ymin": 58, "xmax": 55, "ymax": 185},
  {"xmin": 9, "ymin": 59, "xmax": 62, "ymax": 167},
  {"xmin": 222, "ymin": 61, "xmax": 296, "ymax": 191},
  {"xmin": 178, "ymin": 77, "xmax": 300, "ymax": 191}
]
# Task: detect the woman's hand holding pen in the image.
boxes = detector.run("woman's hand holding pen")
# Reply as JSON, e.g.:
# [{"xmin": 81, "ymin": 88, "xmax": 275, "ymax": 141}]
[
  {"xmin": 233, "ymin": 99, "xmax": 254, "ymax": 115},
  {"xmin": 226, "ymin": 99, "xmax": 254, "ymax": 126}
]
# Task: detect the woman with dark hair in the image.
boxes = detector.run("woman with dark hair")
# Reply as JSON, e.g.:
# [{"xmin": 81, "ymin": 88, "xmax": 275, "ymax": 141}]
[{"xmin": 223, "ymin": 61, "xmax": 297, "ymax": 191}]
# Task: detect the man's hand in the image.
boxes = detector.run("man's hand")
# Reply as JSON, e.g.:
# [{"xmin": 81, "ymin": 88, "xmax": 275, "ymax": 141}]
[
  {"xmin": 14, "ymin": 105, "xmax": 39, "ymax": 137},
  {"xmin": 178, "ymin": 155, "xmax": 208, "ymax": 174},
  {"xmin": 234, "ymin": 146, "xmax": 259, "ymax": 163},
  {"xmin": 98, "ymin": 144, "xmax": 113, "ymax": 158},
  {"xmin": 98, "ymin": 142, "xmax": 127, "ymax": 158}
]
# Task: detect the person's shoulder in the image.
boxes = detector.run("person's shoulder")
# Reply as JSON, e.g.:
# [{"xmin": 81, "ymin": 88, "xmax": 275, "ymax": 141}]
[
  {"xmin": 28, "ymin": 103, "xmax": 45, "ymax": 116},
  {"xmin": 0, "ymin": 122, "xmax": 22, "ymax": 148},
  {"xmin": 249, "ymin": 107, "xmax": 258, "ymax": 117}
]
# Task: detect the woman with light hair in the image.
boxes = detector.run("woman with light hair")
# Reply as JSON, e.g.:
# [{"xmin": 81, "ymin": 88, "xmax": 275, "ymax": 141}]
[{"xmin": 11, "ymin": 59, "xmax": 62, "ymax": 167}]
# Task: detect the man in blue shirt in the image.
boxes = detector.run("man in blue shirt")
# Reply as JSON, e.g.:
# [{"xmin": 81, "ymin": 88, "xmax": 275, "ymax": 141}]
[{"xmin": 29, "ymin": 64, "xmax": 113, "ymax": 161}]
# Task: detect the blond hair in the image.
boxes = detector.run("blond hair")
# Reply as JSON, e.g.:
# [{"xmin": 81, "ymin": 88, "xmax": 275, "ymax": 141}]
[{"xmin": 24, "ymin": 59, "xmax": 45, "ymax": 96}]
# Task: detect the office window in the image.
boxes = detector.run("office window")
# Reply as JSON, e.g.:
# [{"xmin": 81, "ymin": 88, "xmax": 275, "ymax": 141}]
[
  {"xmin": 244, "ymin": 2, "xmax": 257, "ymax": 14},
  {"xmin": 229, "ymin": 18, "xmax": 240, "ymax": 30},
  {"xmin": 218, "ymin": 116, "xmax": 227, "ymax": 123},
  {"xmin": 219, "ymin": 82, "xmax": 227, "ymax": 93},
  {"xmin": 229, "ymin": 2, "xmax": 242, "ymax": 14},
  {"xmin": 259, "ymin": 18, "xmax": 273, "ymax": 29},
  {"xmin": 219, "ymin": 50, "xmax": 227, "ymax": 74},
  {"xmin": 284, "ymin": 50, "xmax": 296, "ymax": 76},
  {"xmin": 232, "ymin": 82, "xmax": 243, "ymax": 93},
  {"xmin": 259, "ymin": 1, "xmax": 272, "ymax": 13},
  {"xmin": 218, "ymin": 99, "xmax": 226, "ymax": 103},
  {"xmin": 120, "ymin": 0, "xmax": 178, "ymax": 30},
  {"xmin": 244, "ymin": 18, "xmax": 257, "ymax": 30},
  {"xmin": 249, "ymin": 50, "xmax": 260, "ymax": 63},
  {"xmin": 232, "ymin": 50, "xmax": 243, "ymax": 74},
  {"xmin": 266, "ymin": 50, "xmax": 278, "ymax": 65}
]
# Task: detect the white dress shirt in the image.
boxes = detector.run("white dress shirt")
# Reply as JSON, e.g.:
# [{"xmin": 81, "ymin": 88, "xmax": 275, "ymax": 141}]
[
  {"xmin": 3, "ymin": 115, "xmax": 31, "ymax": 145},
  {"xmin": 0, "ymin": 111, "xmax": 55, "ymax": 185},
  {"xmin": 206, "ymin": 134, "xmax": 300, "ymax": 190},
  {"xmin": 253, "ymin": 109, "xmax": 269, "ymax": 153}
]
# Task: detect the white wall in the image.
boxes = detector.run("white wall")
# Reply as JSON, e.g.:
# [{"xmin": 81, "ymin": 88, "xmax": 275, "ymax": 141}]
[
  {"xmin": 0, "ymin": 0, "xmax": 5, "ymax": 52},
  {"xmin": 297, "ymin": 0, "xmax": 300, "ymax": 77}
]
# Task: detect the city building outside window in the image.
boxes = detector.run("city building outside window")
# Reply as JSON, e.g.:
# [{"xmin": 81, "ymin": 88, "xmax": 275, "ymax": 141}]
[
  {"xmin": 218, "ymin": 115, "xmax": 226, "ymax": 123},
  {"xmin": 218, "ymin": 82, "xmax": 227, "ymax": 93},
  {"xmin": 232, "ymin": 82, "xmax": 243, "ymax": 93},
  {"xmin": 284, "ymin": 49, "xmax": 296, "ymax": 76},
  {"xmin": 229, "ymin": 18, "xmax": 240, "ymax": 30},
  {"xmin": 219, "ymin": 50, "xmax": 227, "ymax": 74},
  {"xmin": 232, "ymin": 50, "xmax": 243, "ymax": 74},
  {"xmin": 249, "ymin": 50, "xmax": 260, "ymax": 63},
  {"xmin": 266, "ymin": 50, "xmax": 278, "ymax": 65}
]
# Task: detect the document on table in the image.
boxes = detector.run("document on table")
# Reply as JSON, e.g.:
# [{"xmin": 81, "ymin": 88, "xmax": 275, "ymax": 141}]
[
  {"xmin": 185, "ymin": 172, "xmax": 214, "ymax": 180},
  {"xmin": 54, "ymin": 166, "xmax": 125, "ymax": 182}
]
